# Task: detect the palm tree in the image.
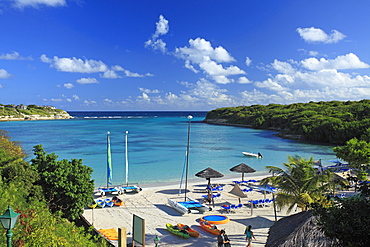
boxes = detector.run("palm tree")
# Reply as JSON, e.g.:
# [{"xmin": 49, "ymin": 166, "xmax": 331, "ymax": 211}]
[{"xmin": 261, "ymin": 155, "xmax": 345, "ymax": 213}]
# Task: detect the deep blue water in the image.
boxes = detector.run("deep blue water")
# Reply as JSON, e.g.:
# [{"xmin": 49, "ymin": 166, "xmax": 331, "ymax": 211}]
[{"xmin": 0, "ymin": 111, "xmax": 337, "ymax": 187}]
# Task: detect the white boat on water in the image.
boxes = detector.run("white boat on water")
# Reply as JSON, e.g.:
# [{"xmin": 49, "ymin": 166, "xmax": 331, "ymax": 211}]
[
  {"xmin": 168, "ymin": 197, "xmax": 211, "ymax": 215},
  {"xmin": 242, "ymin": 152, "xmax": 263, "ymax": 158}
]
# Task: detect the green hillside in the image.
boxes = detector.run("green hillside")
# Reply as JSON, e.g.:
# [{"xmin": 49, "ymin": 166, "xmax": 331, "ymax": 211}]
[{"xmin": 204, "ymin": 100, "xmax": 370, "ymax": 145}]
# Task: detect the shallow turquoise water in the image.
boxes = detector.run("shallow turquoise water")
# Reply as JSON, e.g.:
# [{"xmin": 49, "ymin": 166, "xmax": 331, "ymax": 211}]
[{"xmin": 0, "ymin": 111, "xmax": 337, "ymax": 187}]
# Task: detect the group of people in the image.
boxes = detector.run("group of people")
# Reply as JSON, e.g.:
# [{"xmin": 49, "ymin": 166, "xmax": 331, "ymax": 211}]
[{"xmin": 217, "ymin": 225, "xmax": 256, "ymax": 247}]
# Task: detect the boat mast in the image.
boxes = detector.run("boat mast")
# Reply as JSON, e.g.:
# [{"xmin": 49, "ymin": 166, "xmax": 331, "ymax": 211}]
[
  {"xmin": 184, "ymin": 115, "xmax": 193, "ymax": 201},
  {"xmin": 125, "ymin": 131, "xmax": 129, "ymax": 186},
  {"xmin": 107, "ymin": 131, "xmax": 113, "ymax": 188}
]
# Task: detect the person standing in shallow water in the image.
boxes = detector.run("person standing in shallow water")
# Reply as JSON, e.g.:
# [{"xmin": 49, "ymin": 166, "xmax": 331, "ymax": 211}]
[{"xmin": 244, "ymin": 225, "xmax": 256, "ymax": 247}]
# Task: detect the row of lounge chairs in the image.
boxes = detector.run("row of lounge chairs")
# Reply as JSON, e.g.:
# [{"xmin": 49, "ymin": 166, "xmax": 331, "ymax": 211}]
[
  {"xmin": 249, "ymin": 198, "xmax": 274, "ymax": 207},
  {"xmin": 202, "ymin": 193, "xmax": 222, "ymax": 201},
  {"xmin": 221, "ymin": 203, "xmax": 243, "ymax": 213},
  {"xmin": 206, "ymin": 185, "xmax": 224, "ymax": 191},
  {"xmin": 232, "ymin": 179, "xmax": 258, "ymax": 185}
]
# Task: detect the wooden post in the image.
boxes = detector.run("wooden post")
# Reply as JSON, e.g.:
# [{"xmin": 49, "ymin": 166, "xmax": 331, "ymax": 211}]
[{"xmin": 118, "ymin": 227, "xmax": 127, "ymax": 247}]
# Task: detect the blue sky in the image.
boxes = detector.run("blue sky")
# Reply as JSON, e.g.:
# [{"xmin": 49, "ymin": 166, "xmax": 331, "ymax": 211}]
[{"xmin": 1, "ymin": 1, "xmax": 370, "ymax": 111}]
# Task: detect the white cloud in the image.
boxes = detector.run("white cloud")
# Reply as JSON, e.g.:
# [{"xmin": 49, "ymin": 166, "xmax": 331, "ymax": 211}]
[
  {"xmin": 72, "ymin": 95, "xmax": 80, "ymax": 100},
  {"xmin": 271, "ymin": 60, "xmax": 296, "ymax": 74},
  {"xmin": 76, "ymin": 77, "xmax": 99, "ymax": 84},
  {"xmin": 101, "ymin": 70, "xmax": 121, "ymax": 79},
  {"xmin": 145, "ymin": 15, "xmax": 169, "ymax": 53},
  {"xmin": 0, "ymin": 84, "xmax": 3, "ymax": 88},
  {"xmin": 64, "ymin": 83, "xmax": 74, "ymax": 89},
  {"xmin": 301, "ymin": 53, "xmax": 370, "ymax": 70},
  {"xmin": 237, "ymin": 76, "xmax": 252, "ymax": 84},
  {"xmin": 40, "ymin": 54, "xmax": 108, "ymax": 73},
  {"xmin": 137, "ymin": 92, "xmax": 151, "ymax": 102},
  {"xmin": 139, "ymin": 88, "xmax": 161, "ymax": 93},
  {"xmin": 84, "ymin": 100, "xmax": 97, "ymax": 104},
  {"xmin": 297, "ymin": 27, "xmax": 346, "ymax": 44},
  {"xmin": 13, "ymin": 0, "xmax": 66, "ymax": 8},
  {"xmin": 51, "ymin": 98, "xmax": 63, "ymax": 102},
  {"xmin": 245, "ymin": 57, "xmax": 252, "ymax": 66},
  {"xmin": 0, "ymin": 69, "xmax": 11, "ymax": 79},
  {"xmin": 0, "ymin": 51, "xmax": 32, "ymax": 60},
  {"xmin": 175, "ymin": 38, "xmax": 245, "ymax": 84}
]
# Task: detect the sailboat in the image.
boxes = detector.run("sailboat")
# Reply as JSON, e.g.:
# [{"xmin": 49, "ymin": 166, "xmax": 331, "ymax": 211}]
[
  {"xmin": 97, "ymin": 131, "xmax": 122, "ymax": 196},
  {"xmin": 119, "ymin": 131, "xmax": 142, "ymax": 193},
  {"xmin": 167, "ymin": 115, "xmax": 210, "ymax": 215}
]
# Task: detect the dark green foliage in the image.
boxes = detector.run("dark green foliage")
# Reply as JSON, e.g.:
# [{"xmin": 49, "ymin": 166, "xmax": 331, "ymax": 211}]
[
  {"xmin": 0, "ymin": 134, "xmax": 106, "ymax": 246},
  {"xmin": 314, "ymin": 195, "xmax": 370, "ymax": 247},
  {"xmin": 204, "ymin": 100, "xmax": 370, "ymax": 144},
  {"xmin": 31, "ymin": 145, "xmax": 95, "ymax": 221}
]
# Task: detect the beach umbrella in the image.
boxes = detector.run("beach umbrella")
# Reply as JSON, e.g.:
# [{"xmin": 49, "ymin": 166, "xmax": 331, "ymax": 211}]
[
  {"xmin": 229, "ymin": 163, "xmax": 256, "ymax": 181},
  {"xmin": 195, "ymin": 167, "xmax": 224, "ymax": 186},
  {"xmin": 257, "ymin": 184, "xmax": 276, "ymax": 199}
]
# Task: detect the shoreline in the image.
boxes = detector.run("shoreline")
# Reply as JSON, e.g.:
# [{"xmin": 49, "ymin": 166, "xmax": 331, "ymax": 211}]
[{"xmin": 85, "ymin": 172, "xmax": 285, "ymax": 247}]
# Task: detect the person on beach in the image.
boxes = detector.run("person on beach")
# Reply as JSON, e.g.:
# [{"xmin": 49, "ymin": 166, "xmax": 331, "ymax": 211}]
[
  {"xmin": 244, "ymin": 225, "xmax": 256, "ymax": 247},
  {"xmin": 217, "ymin": 229, "xmax": 230, "ymax": 247}
]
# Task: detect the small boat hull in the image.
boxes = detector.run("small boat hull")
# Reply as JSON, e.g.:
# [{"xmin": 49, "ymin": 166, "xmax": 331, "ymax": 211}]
[
  {"xmin": 177, "ymin": 223, "xmax": 199, "ymax": 237},
  {"xmin": 88, "ymin": 201, "xmax": 97, "ymax": 209},
  {"xmin": 199, "ymin": 221, "xmax": 221, "ymax": 235},
  {"xmin": 96, "ymin": 199, "xmax": 106, "ymax": 208},
  {"xmin": 242, "ymin": 152, "xmax": 262, "ymax": 158},
  {"xmin": 166, "ymin": 223, "xmax": 190, "ymax": 239},
  {"xmin": 112, "ymin": 196, "xmax": 124, "ymax": 206},
  {"xmin": 104, "ymin": 198, "xmax": 114, "ymax": 207}
]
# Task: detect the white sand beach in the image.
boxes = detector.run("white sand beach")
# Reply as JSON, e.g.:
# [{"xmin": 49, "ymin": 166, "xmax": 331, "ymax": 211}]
[{"xmin": 83, "ymin": 174, "xmax": 294, "ymax": 247}]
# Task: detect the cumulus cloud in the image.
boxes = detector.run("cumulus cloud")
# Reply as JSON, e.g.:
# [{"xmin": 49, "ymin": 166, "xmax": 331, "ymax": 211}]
[
  {"xmin": 101, "ymin": 70, "xmax": 121, "ymax": 79},
  {"xmin": 145, "ymin": 15, "xmax": 169, "ymax": 53},
  {"xmin": 237, "ymin": 76, "xmax": 252, "ymax": 84},
  {"xmin": 245, "ymin": 57, "xmax": 252, "ymax": 66},
  {"xmin": 0, "ymin": 51, "xmax": 32, "ymax": 60},
  {"xmin": 40, "ymin": 54, "xmax": 151, "ymax": 78},
  {"xmin": 0, "ymin": 69, "xmax": 11, "ymax": 79},
  {"xmin": 40, "ymin": 54, "xmax": 108, "ymax": 73},
  {"xmin": 175, "ymin": 38, "xmax": 245, "ymax": 84},
  {"xmin": 249, "ymin": 53, "xmax": 370, "ymax": 105},
  {"xmin": 13, "ymin": 0, "xmax": 66, "ymax": 8},
  {"xmin": 64, "ymin": 83, "xmax": 74, "ymax": 89},
  {"xmin": 76, "ymin": 77, "xmax": 99, "ymax": 84},
  {"xmin": 72, "ymin": 95, "xmax": 80, "ymax": 100},
  {"xmin": 297, "ymin": 27, "xmax": 346, "ymax": 44},
  {"xmin": 301, "ymin": 53, "xmax": 370, "ymax": 70}
]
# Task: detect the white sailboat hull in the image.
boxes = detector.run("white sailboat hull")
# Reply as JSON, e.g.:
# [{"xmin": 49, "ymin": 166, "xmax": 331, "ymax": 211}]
[{"xmin": 168, "ymin": 197, "xmax": 211, "ymax": 215}]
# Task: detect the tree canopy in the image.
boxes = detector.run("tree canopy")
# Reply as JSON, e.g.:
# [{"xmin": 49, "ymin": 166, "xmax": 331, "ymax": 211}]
[
  {"xmin": 31, "ymin": 144, "xmax": 95, "ymax": 221},
  {"xmin": 204, "ymin": 100, "xmax": 370, "ymax": 144},
  {"xmin": 0, "ymin": 131, "xmax": 105, "ymax": 246},
  {"xmin": 261, "ymin": 156, "xmax": 346, "ymax": 213}
]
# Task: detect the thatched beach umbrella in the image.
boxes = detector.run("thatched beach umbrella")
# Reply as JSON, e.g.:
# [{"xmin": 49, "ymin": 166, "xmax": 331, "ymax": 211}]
[
  {"xmin": 229, "ymin": 163, "xmax": 256, "ymax": 181},
  {"xmin": 195, "ymin": 167, "xmax": 224, "ymax": 207},
  {"xmin": 195, "ymin": 167, "xmax": 224, "ymax": 186},
  {"xmin": 265, "ymin": 210, "xmax": 337, "ymax": 247}
]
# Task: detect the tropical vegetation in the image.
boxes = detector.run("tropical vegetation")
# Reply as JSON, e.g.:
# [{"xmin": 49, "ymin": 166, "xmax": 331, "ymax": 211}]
[
  {"xmin": 260, "ymin": 155, "xmax": 348, "ymax": 213},
  {"xmin": 204, "ymin": 99, "xmax": 370, "ymax": 145},
  {"xmin": 0, "ymin": 130, "xmax": 107, "ymax": 246}
]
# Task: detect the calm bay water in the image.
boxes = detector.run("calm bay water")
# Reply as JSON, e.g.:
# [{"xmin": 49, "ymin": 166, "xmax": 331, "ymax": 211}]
[{"xmin": 0, "ymin": 111, "xmax": 337, "ymax": 187}]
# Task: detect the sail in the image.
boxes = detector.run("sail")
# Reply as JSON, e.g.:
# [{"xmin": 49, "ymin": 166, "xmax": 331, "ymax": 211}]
[{"xmin": 107, "ymin": 131, "xmax": 113, "ymax": 186}]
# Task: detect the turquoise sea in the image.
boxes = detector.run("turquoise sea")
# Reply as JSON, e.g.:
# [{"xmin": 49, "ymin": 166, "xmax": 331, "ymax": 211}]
[{"xmin": 0, "ymin": 111, "xmax": 337, "ymax": 187}]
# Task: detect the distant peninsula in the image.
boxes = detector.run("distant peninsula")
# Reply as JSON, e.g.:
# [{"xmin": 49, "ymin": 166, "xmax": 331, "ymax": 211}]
[
  {"xmin": 0, "ymin": 104, "xmax": 72, "ymax": 121},
  {"xmin": 203, "ymin": 100, "xmax": 370, "ymax": 145}
]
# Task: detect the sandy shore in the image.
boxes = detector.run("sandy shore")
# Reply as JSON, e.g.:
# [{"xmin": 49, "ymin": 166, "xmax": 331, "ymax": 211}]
[{"xmin": 83, "ymin": 173, "xmax": 296, "ymax": 247}]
